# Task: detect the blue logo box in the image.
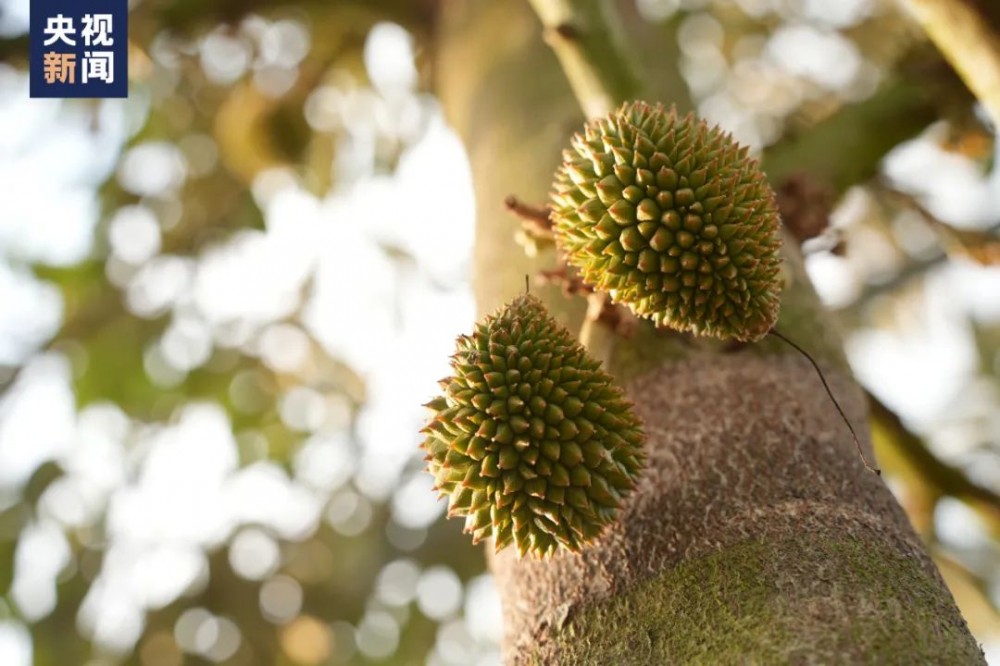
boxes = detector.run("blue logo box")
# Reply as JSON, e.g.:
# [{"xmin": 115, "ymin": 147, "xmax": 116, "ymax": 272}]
[{"xmin": 30, "ymin": 0, "xmax": 128, "ymax": 98}]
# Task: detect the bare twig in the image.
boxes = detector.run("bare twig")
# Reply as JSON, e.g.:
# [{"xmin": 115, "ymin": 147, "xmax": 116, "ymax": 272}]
[
  {"xmin": 504, "ymin": 195, "xmax": 552, "ymax": 230},
  {"xmin": 536, "ymin": 267, "xmax": 592, "ymax": 296},
  {"xmin": 769, "ymin": 329, "xmax": 881, "ymax": 475},
  {"xmin": 845, "ymin": 185, "xmax": 1000, "ymax": 311}
]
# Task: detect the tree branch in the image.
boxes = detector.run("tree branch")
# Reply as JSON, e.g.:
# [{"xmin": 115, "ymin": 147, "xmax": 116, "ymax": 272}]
[
  {"xmin": 902, "ymin": 0, "xmax": 1000, "ymax": 123},
  {"xmin": 526, "ymin": 0, "xmax": 643, "ymax": 118},
  {"xmin": 526, "ymin": 0, "xmax": 649, "ymax": 362},
  {"xmin": 870, "ymin": 395, "xmax": 1000, "ymax": 539},
  {"xmin": 437, "ymin": 1, "xmax": 983, "ymax": 663},
  {"xmin": 762, "ymin": 79, "xmax": 939, "ymax": 193}
]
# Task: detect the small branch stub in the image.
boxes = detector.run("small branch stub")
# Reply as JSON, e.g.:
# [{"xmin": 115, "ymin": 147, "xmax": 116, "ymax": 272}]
[
  {"xmin": 420, "ymin": 294, "xmax": 646, "ymax": 558},
  {"xmin": 506, "ymin": 195, "xmax": 554, "ymax": 258},
  {"xmin": 505, "ymin": 195, "xmax": 552, "ymax": 230}
]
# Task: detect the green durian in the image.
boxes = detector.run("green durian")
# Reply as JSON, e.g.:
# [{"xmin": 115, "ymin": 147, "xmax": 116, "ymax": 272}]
[
  {"xmin": 551, "ymin": 101, "xmax": 783, "ymax": 342},
  {"xmin": 421, "ymin": 294, "xmax": 645, "ymax": 558}
]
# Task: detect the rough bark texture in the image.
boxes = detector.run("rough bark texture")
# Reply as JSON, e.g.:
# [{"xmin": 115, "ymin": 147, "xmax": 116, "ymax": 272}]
[
  {"xmin": 436, "ymin": 1, "xmax": 983, "ymax": 663},
  {"xmin": 490, "ymin": 356, "xmax": 979, "ymax": 663}
]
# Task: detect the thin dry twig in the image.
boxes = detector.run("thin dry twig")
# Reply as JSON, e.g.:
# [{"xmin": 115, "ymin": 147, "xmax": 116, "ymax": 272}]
[{"xmin": 769, "ymin": 329, "xmax": 881, "ymax": 475}]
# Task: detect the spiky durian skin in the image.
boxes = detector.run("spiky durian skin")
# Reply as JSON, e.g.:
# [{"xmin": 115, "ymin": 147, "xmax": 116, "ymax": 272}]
[
  {"xmin": 551, "ymin": 101, "xmax": 783, "ymax": 342},
  {"xmin": 421, "ymin": 295, "xmax": 645, "ymax": 559}
]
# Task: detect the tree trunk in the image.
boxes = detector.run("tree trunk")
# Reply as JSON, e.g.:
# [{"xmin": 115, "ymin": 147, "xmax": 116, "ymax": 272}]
[{"xmin": 435, "ymin": 1, "xmax": 984, "ymax": 662}]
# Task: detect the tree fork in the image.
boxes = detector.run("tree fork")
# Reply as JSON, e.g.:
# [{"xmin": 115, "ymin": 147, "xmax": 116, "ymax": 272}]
[{"xmin": 436, "ymin": 0, "xmax": 982, "ymax": 662}]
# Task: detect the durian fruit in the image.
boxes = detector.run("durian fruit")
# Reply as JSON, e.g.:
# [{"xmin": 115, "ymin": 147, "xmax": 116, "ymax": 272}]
[
  {"xmin": 551, "ymin": 101, "xmax": 783, "ymax": 342},
  {"xmin": 421, "ymin": 294, "xmax": 645, "ymax": 558}
]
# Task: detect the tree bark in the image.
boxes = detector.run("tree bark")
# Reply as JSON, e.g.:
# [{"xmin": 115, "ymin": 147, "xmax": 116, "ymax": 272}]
[{"xmin": 435, "ymin": 1, "xmax": 984, "ymax": 662}]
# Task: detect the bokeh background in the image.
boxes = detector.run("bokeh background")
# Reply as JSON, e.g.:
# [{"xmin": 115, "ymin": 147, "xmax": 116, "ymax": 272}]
[{"xmin": 0, "ymin": 0, "xmax": 999, "ymax": 663}]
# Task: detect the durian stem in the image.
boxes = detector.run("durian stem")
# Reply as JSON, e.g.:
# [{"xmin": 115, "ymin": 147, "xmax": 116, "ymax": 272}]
[
  {"xmin": 768, "ymin": 329, "xmax": 881, "ymax": 475},
  {"xmin": 901, "ymin": 0, "xmax": 1000, "ymax": 124},
  {"xmin": 580, "ymin": 292, "xmax": 613, "ymax": 366},
  {"xmin": 504, "ymin": 195, "xmax": 552, "ymax": 228},
  {"xmin": 526, "ymin": 0, "xmax": 643, "ymax": 118}
]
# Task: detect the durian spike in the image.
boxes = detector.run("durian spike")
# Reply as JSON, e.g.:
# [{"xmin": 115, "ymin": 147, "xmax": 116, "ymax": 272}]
[
  {"xmin": 419, "ymin": 294, "xmax": 646, "ymax": 558},
  {"xmin": 550, "ymin": 101, "xmax": 783, "ymax": 342}
]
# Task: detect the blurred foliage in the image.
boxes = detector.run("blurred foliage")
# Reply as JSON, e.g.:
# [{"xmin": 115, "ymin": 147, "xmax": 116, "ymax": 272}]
[
  {"xmin": 1, "ymin": 1, "xmax": 487, "ymax": 664},
  {"xmin": 0, "ymin": 0, "xmax": 999, "ymax": 664}
]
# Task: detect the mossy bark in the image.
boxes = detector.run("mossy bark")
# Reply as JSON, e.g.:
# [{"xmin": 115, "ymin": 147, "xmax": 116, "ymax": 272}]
[{"xmin": 436, "ymin": 1, "xmax": 983, "ymax": 663}]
